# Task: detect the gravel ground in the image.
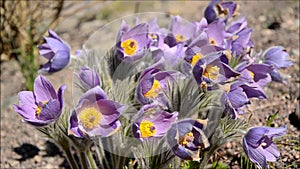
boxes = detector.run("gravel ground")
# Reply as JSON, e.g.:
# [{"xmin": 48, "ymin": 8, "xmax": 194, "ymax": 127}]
[{"xmin": 1, "ymin": 1, "xmax": 299, "ymax": 168}]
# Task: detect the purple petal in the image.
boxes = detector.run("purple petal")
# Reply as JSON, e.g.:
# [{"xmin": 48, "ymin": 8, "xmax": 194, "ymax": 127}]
[
  {"xmin": 79, "ymin": 86, "xmax": 107, "ymax": 104},
  {"xmin": 33, "ymin": 75, "xmax": 57, "ymax": 103},
  {"xmin": 95, "ymin": 100, "xmax": 122, "ymax": 126},
  {"xmin": 38, "ymin": 99, "xmax": 61, "ymax": 121}
]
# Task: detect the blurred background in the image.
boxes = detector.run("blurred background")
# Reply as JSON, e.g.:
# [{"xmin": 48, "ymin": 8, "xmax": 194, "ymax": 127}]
[{"xmin": 1, "ymin": 1, "xmax": 299, "ymax": 168}]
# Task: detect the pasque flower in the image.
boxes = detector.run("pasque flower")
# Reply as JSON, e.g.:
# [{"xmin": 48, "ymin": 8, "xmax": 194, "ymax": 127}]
[
  {"xmin": 38, "ymin": 29, "xmax": 70, "ymax": 73},
  {"xmin": 136, "ymin": 68, "xmax": 183, "ymax": 105},
  {"xmin": 13, "ymin": 75, "xmax": 66, "ymax": 126},
  {"xmin": 68, "ymin": 86, "xmax": 123, "ymax": 138},
  {"xmin": 166, "ymin": 119, "xmax": 210, "ymax": 161},
  {"xmin": 243, "ymin": 126, "xmax": 287, "ymax": 169},
  {"xmin": 116, "ymin": 21, "xmax": 150, "ymax": 62},
  {"xmin": 262, "ymin": 46, "xmax": 293, "ymax": 83},
  {"xmin": 76, "ymin": 67, "xmax": 101, "ymax": 91},
  {"xmin": 132, "ymin": 103, "xmax": 178, "ymax": 141}
]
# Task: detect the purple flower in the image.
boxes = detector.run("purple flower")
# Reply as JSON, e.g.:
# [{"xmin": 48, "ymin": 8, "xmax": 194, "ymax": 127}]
[
  {"xmin": 116, "ymin": 22, "xmax": 150, "ymax": 62},
  {"xmin": 13, "ymin": 75, "xmax": 66, "ymax": 126},
  {"xmin": 68, "ymin": 86, "xmax": 122, "ymax": 138},
  {"xmin": 263, "ymin": 46, "xmax": 293, "ymax": 83},
  {"xmin": 132, "ymin": 104, "xmax": 178, "ymax": 141},
  {"xmin": 237, "ymin": 63, "xmax": 273, "ymax": 87},
  {"xmin": 167, "ymin": 16, "xmax": 197, "ymax": 46},
  {"xmin": 192, "ymin": 52, "xmax": 239, "ymax": 84},
  {"xmin": 204, "ymin": 0, "xmax": 239, "ymax": 24},
  {"xmin": 166, "ymin": 119, "xmax": 210, "ymax": 161},
  {"xmin": 136, "ymin": 68, "xmax": 183, "ymax": 105},
  {"xmin": 38, "ymin": 29, "xmax": 70, "ymax": 73},
  {"xmin": 206, "ymin": 20, "xmax": 226, "ymax": 48},
  {"xmin": 243, "ymin": 126, "xmax": 287, "ymax": 169},
  {"xmin": 147, "ymin": 18, "xmax": 168, "ymax": 51},
  {"xmin": 76, "ymin": 67, "xmax": 101, "ymax": 91}
]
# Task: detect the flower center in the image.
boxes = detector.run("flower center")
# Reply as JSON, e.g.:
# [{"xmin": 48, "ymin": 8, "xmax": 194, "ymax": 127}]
[
  {"xmin": 175, "ymin": 34, "xmax": 186, "ymax": 42},
  {"xmin": 148, "ymin": 33, "xmax": 158, "ymax": 40},
  {"xmin": 191, "ymin": 53, "xmax": 204, "ymax": 66},
  {"xmin": 79, "ymin": 107, "xmax": 102, "ymax": 130},
  {"xmin": 209, "ymin": 37, "xmax": 218, "ymax": 46},
  {"xmin": 203, "ymin": 65, "xmax": 220, "ymax": 80},
  {"xmin": 144, "ymin": 79, "xmax": 161, "ymax": 98},
  {"xmin": 121, "ymin": 38, "xmax": 138, "ymax": 56},
  {"xmin": 139, "ymin": 120, "xmax": 156, "ymax": 138},
  {"xmin": 35, "ymin": 101, "xmax": 48, "ymax": 118},
  {"xmin": 180, "ymin": 132, "xmax": 194, "ymax": 146},
  {"xmin": 248, "ymin": 71, "xmax": 255, "ymax": 79}
]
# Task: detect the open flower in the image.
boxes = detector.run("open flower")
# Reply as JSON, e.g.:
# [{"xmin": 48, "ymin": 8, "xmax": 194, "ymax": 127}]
[
  {"xmin": 168, "ymin": 16, "xmax": 196, "ymax": 45},
  {"xmin": 166, "ymin": 119, "xmax": 210, "ymax": 161},
  {"xmin": 76, "ymin": 67, "xmax": 101, "ymax": 91},
  {"xmin": 13, "ymin": 75, "xmax": 66, "ymax": 126},
  {"xmin": 243, "ymin": 126, "xmax": 287, "ymax": 169},
  {"xmin": 38, "ymin": 29, "xmax": 70, "ymax": 73},
  {"xmin": 132, "ymin": 103, "xmax": 178, "ymax": 141},
  {"xmin": 116, "ymin": 22, "xmax": 150, "ymax": 62},
  {"xmin": 136, "ymin": 68, "xmax": 183, "ymax": 105},
  {"xmin": 68, "ymin": 86, "xmax": 123, "ymax": 138}
]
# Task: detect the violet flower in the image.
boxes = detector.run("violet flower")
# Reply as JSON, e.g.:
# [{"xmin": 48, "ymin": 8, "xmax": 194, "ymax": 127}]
[
  {"xmin": 116, "ymin": 22, "xmax": 150, "ymax": 62},
  {"xmin": 204, "ymin": 0, "xmax": 239, "ymax": 24},
  {"xmin": 38, "ymin": 29, "xmax": 70, "ymax": 73},
  {"xmin": 263, "ymin": 46, "xmax": 293, "ymax": 83},
  {"xmin": 13, "ymin": 75, "xmax": 66, "ymax": 126},
  {"xmin": 166, "ymin": 119, "xmax": 210, "ymax": 161},
  {"xmin": 132, "ymin": 103, "xmax": 178, "ymax": 141},
  {"xmin": 76, "ymin": 67, "xmax": 101, "ymax": 91},
  {"xmin": 136, "ymin": 68, "xmax": 183, "ymax": 105},
  {"xmin": 167, "ymin": 16, "xmax": 196, "ymax": 46},
  {"xmin": 243, "ymin": 126, "xmax": 287, "ymax": 169},
  {"xmin": 68, "ymin": 86, "xmax": 123, "ymax": 138}
]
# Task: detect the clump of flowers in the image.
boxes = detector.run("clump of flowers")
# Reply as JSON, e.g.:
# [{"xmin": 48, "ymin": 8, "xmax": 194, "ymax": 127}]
[{"xmin": 13, "ymin": 1, "xmax": 293, "ymax": 169}]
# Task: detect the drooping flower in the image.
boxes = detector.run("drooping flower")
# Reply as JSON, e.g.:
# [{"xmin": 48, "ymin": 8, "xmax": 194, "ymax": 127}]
[
  {"xmin": 243, "ymin": 126, "xmax": 287, "ymax": 169},
  {"xmin": 68, "ymin": 86, "xmax": 123, "ymax": 138},
  {"xmin": 116, "ymin": 22, "xmax": 150, "ymax": 62},
  {"xmin": 13, "ymin": 75, "xmax": 66, "ymax": 126},
  {"xmin": 76, "ymin": 67, "xmax": 101, "ymax": 91},
  {"xmin": 38, "ymin": 29, "xmax": 71, "ymax": 73},
  {"xmin": 166, "ymin": 119, "xmax": 210, "ymax": 161},
  {"xmin": 237, "ymin": 63, "xmax": 273, "ymax": 87},
  {"xmin": 262, "ymin": 46, "xmax": 293, "ymax": 83},
  {"xmin": 132, "ymin": 103, "xmax": 178, "ymax": 141}
]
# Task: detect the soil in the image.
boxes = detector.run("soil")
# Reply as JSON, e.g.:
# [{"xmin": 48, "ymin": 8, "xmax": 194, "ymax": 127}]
[{"xmin": 1, "ymin": 1, "xmax": 299, "ymax": 169}]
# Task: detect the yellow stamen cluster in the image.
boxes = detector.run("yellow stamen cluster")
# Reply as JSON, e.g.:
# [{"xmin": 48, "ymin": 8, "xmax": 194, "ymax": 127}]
[
  {"xmin": 79, "ymin": 107, "xmax": 102, "ymax": 130},
  {"xmin": 180, "ymin": 132, "xmax": 194, "ymax": 146},
  {"xmin": 121, "ymin": 38, "xmax": 138, "ymax": 56},
  {"xmin": 35, "ymin": 101, "xmax": 48, "ymax": 117},
  {"xmin": 249, "ymin": 71, "xmax": 255, "ymax": 79},
  {"xmin": 149, "ymin": 33, "xmax": 157, "ymax": 40},
  {"xmin": 191, "ymin": 53, "xmax": 204, "ymax": 66},
  {"xmin": 203, "ymin": 65, "xmax": 220, "ymax": 80},
  {"xmin": 144, "ymin": 79, "xmax": 161, "ymax": 98},
  {"xmin": 140, "ymin": 120, "xmax": 156, "ymax": 138},
  {"xmin": 175, "ymin": 34, "xmax": 186, "ymax": 42},
  {"xmin": 209, "ymin": 38, "xmax": 218, "ymax": 46}
]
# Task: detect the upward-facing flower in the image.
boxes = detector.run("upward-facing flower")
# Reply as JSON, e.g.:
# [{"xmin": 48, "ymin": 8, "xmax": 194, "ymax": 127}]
[
  {"xmin": 168, "ymin": 16, "xmax": 196, "ymax": 45},
  {"xmin": 166, "ymin": 119, "xmax": 210, "ymax": 161},
  {"xmin": 243, "ymin": 126, "xmax": 287, "ymax": 169},
  {"xmin": 116, "ymin": 22, "xmax": 150, "ymax": 62},
  {"xmin": 68, "ymin": 86, "xmax": 123, "ymax": 138},
  {"xmin": 132, "ymin": 103, "xmax": 178, "ymax": 141},
  {"xmin": 76, "ymin": 67, "xmax": 101, "ymax": 91},
  {"xmin": 38, "ymin": 29, "xmax": 70, "ymax": 73},
  {"xmin": 13, "ymin": 75, "xmax": 66, "ymax": 126}
]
